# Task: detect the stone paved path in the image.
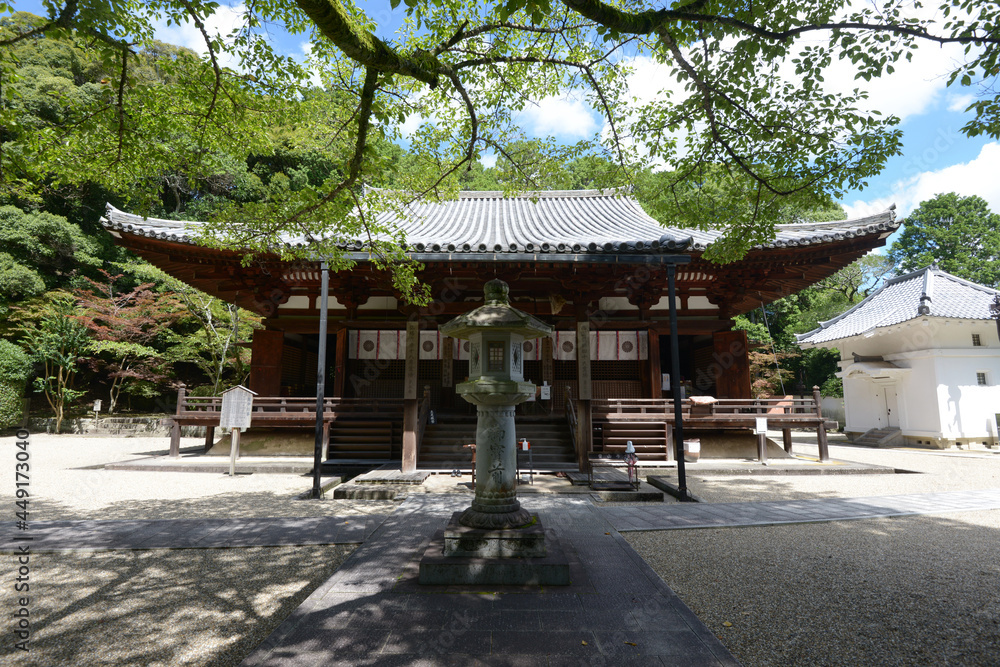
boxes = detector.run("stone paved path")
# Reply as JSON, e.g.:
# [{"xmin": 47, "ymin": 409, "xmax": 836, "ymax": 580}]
[
  {"xmin": 242, "ymin": 495, "xmax": 740, "ymax": 666},
  {"xmin": 0, "ymin": 515, "xmax": 387, "ymax": 552},
  {"xmin": 598, "ymin": 489, "xmax": 1000, "ymax": 531}
]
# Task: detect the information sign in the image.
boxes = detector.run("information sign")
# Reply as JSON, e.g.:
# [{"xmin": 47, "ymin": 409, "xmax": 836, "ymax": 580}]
[{"xmin": 220, "ymin": 385, "xmax": 256, "ymax": 430}]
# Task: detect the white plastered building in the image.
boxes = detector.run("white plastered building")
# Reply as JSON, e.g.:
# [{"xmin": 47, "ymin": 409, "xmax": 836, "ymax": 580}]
[{"xmin": 797, "ymin": 265, "xmax": 1000, "ymax": 449}]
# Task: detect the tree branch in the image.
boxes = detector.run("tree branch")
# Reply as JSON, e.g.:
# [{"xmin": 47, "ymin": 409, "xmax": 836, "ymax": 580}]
[{"xmin": 293, "ymin": 0, "xmax": 440, "ymax": 86}]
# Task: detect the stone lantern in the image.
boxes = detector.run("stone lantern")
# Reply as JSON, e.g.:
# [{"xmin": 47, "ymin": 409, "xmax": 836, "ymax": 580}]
[{"xmin": 440, "ymin": 278, "xmax": 553, "ymax": 529}]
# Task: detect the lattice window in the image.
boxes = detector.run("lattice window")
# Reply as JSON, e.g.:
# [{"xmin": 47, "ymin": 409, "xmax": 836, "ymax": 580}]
[
  {"xmin": 488, "ymin": 341, "xmax": 505, "ymax": 371},
  {"xmin": 592, "ymin": 360, "xmax": 642, "ymax": 381},
  {"xmin": 345, "ymin": 359, "xmax": 405, "ymax": 398},
  {"xmin": 977, "ymin": 372, "xmax": 989, "ymax": 386},
  {"xmin": 554, "ymin": 360, "xmax": 577, "ymax": 381},
  {"xmin": 418, "ymin": 360, "xmax": 443, "ymax": 406},
  {"xmin": 973, "ymin": 333, "xmax": 982, "ymax": 347}
]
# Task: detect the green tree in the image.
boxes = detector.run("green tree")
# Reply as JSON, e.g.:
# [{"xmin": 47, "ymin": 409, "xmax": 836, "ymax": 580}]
[
  {"xmin": 4, "ymin": 1, "xmax": 1000, "ymax": 275},
  {"xmin": 0, "ymin": 206, "xmax": 101, "ymax": 293},
  {"xmin": 15, "ymin": 292, "xmax": 90, "ymax": 433},
  {"xmin": 888, "ymin": 193, "xmax": 1000, "ymax": 287},
  {"xmin": 75, "ymin": 271, "xmax": 180, "ymax": 413},
  {"xmin": 0, "ymin": 338, "xmax": 31, "ymax": 429}
]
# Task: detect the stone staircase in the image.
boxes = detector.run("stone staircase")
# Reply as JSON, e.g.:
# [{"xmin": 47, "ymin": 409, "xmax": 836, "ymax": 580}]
[
  {"xmin": 852, "ymin": 427, "xmax": 902, "ymax": 448},
  {"xmin": 325, "ymin": 419, "xmax": 400, "ymax": 461},
  {"xmin": 418, "ymin": 414, "xmax": 577, "ymax": 470}
]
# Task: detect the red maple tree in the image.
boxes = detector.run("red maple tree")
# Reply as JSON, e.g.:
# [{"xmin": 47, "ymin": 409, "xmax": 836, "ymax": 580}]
[{"xmin": 75, "ymin": 271, "xmax": 180, "ymax": 413}]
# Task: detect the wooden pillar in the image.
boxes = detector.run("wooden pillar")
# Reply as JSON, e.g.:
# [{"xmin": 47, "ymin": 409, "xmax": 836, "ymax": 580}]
[
  {"xmin": 576, "ymin": 321, "xmax": 592, "ymax": 401},
  {"xmin": 712, "ymin": 330, "xmax": 751, "ymax": 399},
  {"xmin": 814, "ymin": 385, "xmax": 830, "ymax": 462},
  {"xmin": 333, "ymin": 328, "xmax": 348, "ymax": 398},
  {"xmin": 442, "ymin": 337, "xmax": 453, "ymax": 387},
  {"xmin": 169, "ymin": 383, "xmax": 185, "ymax": 457},
  {"xmin": 757, "ymin": 431, "xmax": 768, "ymax": 463},
  {"xmin": 541, "ymin": 337, "xmax": 554, "ymax": 387},
  {"xmin": 576, "ymin": 321, "xmax": 592, "ymax": 471},
  {"xmin": 402, "ymin": 321, "xmax": 419, "ymax": 472},
  {"xmin": 648, "ymin": 329, "xmax": 661, "ymax": 399},
  {"xmin": 204, "ymin": 426, "xmax": 215, "ymax": 453},
  {"xmin": 782, "ymin": 406, "xmax": 793, "ymax": 454},
  {"xmin": 249, "ymin": 329, "xmax": 284, "ymax": 396}
]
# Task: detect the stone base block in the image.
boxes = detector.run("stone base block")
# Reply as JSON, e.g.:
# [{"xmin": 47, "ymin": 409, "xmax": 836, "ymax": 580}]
[
  {"xmin": 443, "ymin": 512, "xmax": 546, "ymax": 558},
  {"xmin": 419, "ymin": 525, "xmax": 570, "ymax": 586}
]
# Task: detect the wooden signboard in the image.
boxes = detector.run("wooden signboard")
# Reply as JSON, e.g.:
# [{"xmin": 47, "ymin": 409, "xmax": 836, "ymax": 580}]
[
  {"xmin": 220, "ymin": 385, "xmax": 257, "ymax": 477},
  {"xmin": 220, "ymin": 385, "xmax": 256, "ymax": 430}
]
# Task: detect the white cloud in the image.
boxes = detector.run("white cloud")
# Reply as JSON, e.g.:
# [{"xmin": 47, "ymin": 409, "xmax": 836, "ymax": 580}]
[
  {"xmin": 480, "ymin": 152, "xmax": 497, "ymax": 168},
  {"xmin": 399, "ymin": 112, "xmax": 424, "ymax": 137},
  {"xmin": 518, "ymin": 94, "xmax": 599, "ymax": 139},
  {"xmin": 153, "ymin": 4, "xmax": 246, "ymax": 70},
  {"xmin": 948, "ymin": 93, "xmax": 976, "ymax": 113},
  {"xmin": 841, "ymin": 142, "xmax": 1000, "ymax": 219}
]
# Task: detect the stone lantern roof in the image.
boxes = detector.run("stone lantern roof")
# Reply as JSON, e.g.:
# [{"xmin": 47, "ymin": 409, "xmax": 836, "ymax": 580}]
[{"xmin": 440, "ymin": 279, "xmax": 552, "ymax": 340}]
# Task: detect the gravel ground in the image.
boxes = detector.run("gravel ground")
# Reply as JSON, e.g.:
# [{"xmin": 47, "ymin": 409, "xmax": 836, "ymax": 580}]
[
  {"xmin": 0, "ymin": 434, "xmax": 395, "ymax": 520},
  {"xmin": 0, "ymin": 433, "xmax": 380, "ymax": 666},
  {"xmin": 629, "ymin": 437, "xmax": 1000, "ymax": 666}
]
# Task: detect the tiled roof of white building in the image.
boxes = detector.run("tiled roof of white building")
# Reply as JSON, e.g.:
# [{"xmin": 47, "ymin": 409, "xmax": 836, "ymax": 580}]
[
  {"xmin": 797, "ymin": 265, "xmax": 1000, "ymax": 345},
  {"xmin": 102, "ymin": 189, "xmax": 897, "ymax": 257}
]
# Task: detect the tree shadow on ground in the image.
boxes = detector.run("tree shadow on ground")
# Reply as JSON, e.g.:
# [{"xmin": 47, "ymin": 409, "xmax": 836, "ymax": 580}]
[
  {"xmin": 0, "ymin": 544, "xmax": 355, "ymax": 667},
  {"xmin": 10, "ymin": 492, "xmax": 397, "ymax": 521}
]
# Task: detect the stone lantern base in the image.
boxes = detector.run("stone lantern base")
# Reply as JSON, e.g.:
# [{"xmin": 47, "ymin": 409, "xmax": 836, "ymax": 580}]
[{"xmin": 418, "ymin": 512, "xmax": 570, "ymax": 586}]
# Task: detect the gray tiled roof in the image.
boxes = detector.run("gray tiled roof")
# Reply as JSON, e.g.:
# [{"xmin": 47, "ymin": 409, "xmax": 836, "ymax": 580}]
[
  {"xmin": 797, "ymin": 266, "xmax": 1000, "ymax": 345},
  {"xmin": 101, "ymin": 189, "xmax": 897, "ymax": 257}
]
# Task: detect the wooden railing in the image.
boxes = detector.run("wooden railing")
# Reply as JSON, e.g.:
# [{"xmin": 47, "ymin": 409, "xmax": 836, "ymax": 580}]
[
  {"xmin": 593, "ymin": 397, "xmax": 822, "ymax": 419},
  {"xmin": 415, "ymin": 386, "xmax": 432, "ymax": 456},
  {"xmin": 592, "ymin": 387, "xmax": 832, "ymax": 461},
  {"xmin": 564, "ymin": 386, "xmax": 578, "ymax": 457},
  {"xmin": 167, "ymin": 384, "xmax": 405, "ymax": 457},
  {"xmin": 176, "ymin": 388, "xmax": 404, "ymax": 418}
]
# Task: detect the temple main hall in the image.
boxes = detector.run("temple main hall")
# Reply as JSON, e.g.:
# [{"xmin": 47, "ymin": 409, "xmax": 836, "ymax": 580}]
[{"xmin": 103, "ymin": 189, "xmax": 897, "ymax": 469}]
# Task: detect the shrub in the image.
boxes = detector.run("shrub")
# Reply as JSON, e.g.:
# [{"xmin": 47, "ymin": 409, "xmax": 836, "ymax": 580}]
[{"xmin": 0, "ymin": 339, "xmax": 32, "ymax": 428}]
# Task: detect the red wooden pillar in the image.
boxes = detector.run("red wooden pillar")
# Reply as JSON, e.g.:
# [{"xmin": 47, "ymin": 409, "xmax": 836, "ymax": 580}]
[
  {"xmin": 712, "ymin": 330, "xmax": 751, "ymax": 399},
  {"xmin": 647, "ymin": 329, "xmax": 661, "ymax": 399},
  {"xmin": 402, "ymin": 321, "xmax": 419, "ymax": 472},
  {"xmin": 333, "ymin": 328, "xmax": 348, "ymax": 398},
  {"xmin": 576, "ymin": 320, "xmax": 593, "ymax": 471},
  {"xmin": 249, "ymin": 330, "xmax": 283, "ymax": 397}
]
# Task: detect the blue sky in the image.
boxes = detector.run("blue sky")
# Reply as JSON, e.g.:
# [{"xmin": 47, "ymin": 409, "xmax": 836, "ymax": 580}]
[{"xmin": 13, "ymin": 0, "xmax": 1000, "ymax": 226}]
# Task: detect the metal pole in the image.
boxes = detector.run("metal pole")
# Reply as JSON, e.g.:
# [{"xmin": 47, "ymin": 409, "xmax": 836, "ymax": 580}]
[
  {"xmin": 312, "ymin": 261, "xmax": 329, "ymax": 499},
  {"xmin": 667, "ymin": 264, "xmax": 689, "ymax": 500}
]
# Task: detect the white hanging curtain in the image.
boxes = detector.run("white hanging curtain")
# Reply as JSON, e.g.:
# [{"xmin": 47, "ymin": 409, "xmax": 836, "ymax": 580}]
[
  {"xmin": 349, "ymin": 330, "xmax": 405, "ymax": 360},
  {"xmin": 419, "ymin": 330, "xmax": 441, "ymax": 360}
]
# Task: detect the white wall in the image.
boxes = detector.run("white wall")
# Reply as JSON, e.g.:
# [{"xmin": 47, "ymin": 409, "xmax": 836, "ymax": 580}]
[{"xmin": 835, "ymin": 322, "xmax": 1000, "ymax": 440}]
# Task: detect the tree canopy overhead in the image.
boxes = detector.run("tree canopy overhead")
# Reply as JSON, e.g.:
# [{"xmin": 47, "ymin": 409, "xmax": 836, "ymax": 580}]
[{"xmin": 3, "ymin": 1, "xmax": 999, "ymax": 272}]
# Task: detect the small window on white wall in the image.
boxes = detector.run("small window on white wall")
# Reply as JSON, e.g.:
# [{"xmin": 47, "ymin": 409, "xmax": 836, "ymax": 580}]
[
  {"xmin": 977, "ymin": 372, "xmax": 989, "ymax": 386},
  {"xmin": 972, "ymin": 333, "xmax": 982, "ymax": 347}
]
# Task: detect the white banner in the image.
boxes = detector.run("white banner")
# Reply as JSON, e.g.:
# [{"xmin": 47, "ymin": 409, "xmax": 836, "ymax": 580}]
[
  {"xmin": 349, "ymin": 330, "xmax": 405, "ymax": 360},
  {"xmin": 419, "ymin": 330, "xmax": 441, "ymax": 360},
  {"xmin": 348, "ymin": 330, "xmax": 646, "ymax": 361}
]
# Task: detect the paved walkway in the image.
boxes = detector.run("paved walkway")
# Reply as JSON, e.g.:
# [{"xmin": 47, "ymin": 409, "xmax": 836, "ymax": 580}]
[
  {"xmin": 0, "ymin": 515, "xmax": 387, "ymax": 552},
  {"xmin": 599, "ymin": 489, "xmax": 1000, "ymax": 531},
  {"xmin": 242, "ymin": 495, "xmax": 739, "ymax": 666}
]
